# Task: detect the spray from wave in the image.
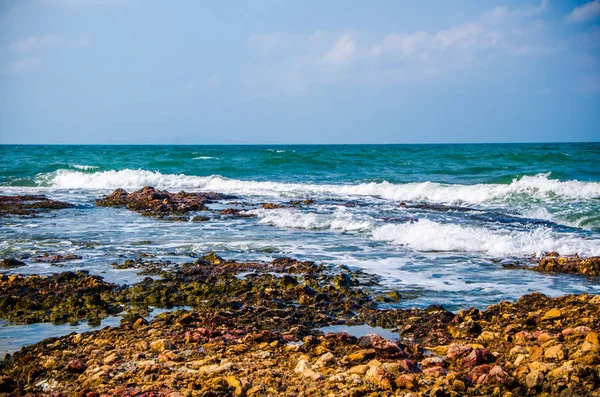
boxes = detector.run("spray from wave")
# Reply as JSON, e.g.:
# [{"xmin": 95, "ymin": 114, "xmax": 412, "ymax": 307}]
[
  {"xmin": 248, "ymin": 208, "xmax": 600, "ymax": 257},
  {"xmin": 36, "ymin": 169, "xmax": 600, "ymax": 203}
]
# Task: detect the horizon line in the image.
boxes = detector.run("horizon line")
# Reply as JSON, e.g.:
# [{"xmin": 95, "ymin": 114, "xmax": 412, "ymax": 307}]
[{"xmin": 1, "ymin": 141, "xmax": 599, "ymax": 146}]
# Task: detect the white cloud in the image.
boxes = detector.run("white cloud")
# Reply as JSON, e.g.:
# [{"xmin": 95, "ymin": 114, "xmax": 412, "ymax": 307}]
[
  {"xmin": 566, "ymin": 0, "xmax": 600, "ymax": 24},
  {"xmin": 13, "ymin": 35, "xmax": 63, "ymax": 51},
  {"xmin": 371, "ymin": 31, "xmax": 430, "ymax": 57},
  {"xmin": 6, "ymin": 57, "xmax": 41, "ymax": 73},
  {"xmin": 244, "ymin": 2, "xmax": 563, "ymax": 90},
  {"xmin": 323, "ymin": 34, "xmax": 356, "ymax": 64},
  {"xmin": 435, "ymin": 23, "xmax": 483, "ymax": 48}
]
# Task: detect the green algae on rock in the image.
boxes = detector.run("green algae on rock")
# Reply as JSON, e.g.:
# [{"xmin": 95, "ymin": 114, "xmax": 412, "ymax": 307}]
[
  {"xmin": 0, "ymin": 292, "xmax": 598, "ymax": 396},
  {"xmin": 0, "ymin": 272, "xmax": 121, "ymax": 324}
]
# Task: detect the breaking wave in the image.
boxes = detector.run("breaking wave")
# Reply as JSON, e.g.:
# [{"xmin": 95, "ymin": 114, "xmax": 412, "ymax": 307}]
[
  {"xmin": 36, "ymin": 169, "xmax": 600, "ymax": 204},
  {"xmin": 250, "ymin": 208, "xmax": 600, "ymax": 257},
  {"xmin": 372, "ymin": 220, "xmax": 600, "ymax": 257}
]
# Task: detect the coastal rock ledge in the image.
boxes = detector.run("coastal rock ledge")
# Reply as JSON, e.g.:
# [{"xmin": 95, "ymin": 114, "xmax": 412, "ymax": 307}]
[{"xmin": 0, "ymin": 257, "xmax": 598, "ymax": 396}]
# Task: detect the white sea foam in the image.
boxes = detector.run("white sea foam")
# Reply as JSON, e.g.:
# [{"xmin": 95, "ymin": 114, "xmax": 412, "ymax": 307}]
[
  {"xmin": 371, "ymin": 219, "xmax": 600, "ymax": 257},
  {"xmin": 249, "ymin": 208, "xmax": 372, "ymax": 231},
  {"xmin": 37, "ymin": 169, "xmax": 600, "ymax": 204},
  {"xmin": 192, "ymin": 156, "xmax": 219, "ymax": 160},
  {"xmin": 251, "ymin": 208, "xmax": 600, "ymax": 257},
  {"xmin": 70, "ymin": 164, "xmax": 99, "ymax": 171}
]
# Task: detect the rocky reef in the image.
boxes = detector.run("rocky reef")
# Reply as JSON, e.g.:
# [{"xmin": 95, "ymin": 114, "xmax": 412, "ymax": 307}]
[
  {"xmin": 0, "ymin": 272, "xmax": 121, "ymax": 324},
  {"xmin": 0, "ymin": 195, "xmax": 73, "ymax": 217},
  {"xmin": 533, "ymin": 253, "xmax": 600, "ymax": 277},
  {"xmin": 0, "ymin": 253, "xmax": 598, "ymax": 396},
  {"xmin": 95, "ymin": 187, "xmax": 233, "ymax": 220}
]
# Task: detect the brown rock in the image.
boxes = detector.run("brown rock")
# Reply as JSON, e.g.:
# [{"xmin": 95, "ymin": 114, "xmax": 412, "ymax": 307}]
[
  {"xmin": 457, "ymin": 348, "xmax": 496, "ymax": 369},
  {"xmin": 526, "ymin": 370, "xmax": 544, "ymax": 389},
  {"xmin": 543, "ymin": 344, "xmax": 565, "ymax": 361},
  {"xmin": 66, "ymin": 359, "xmax": 86, "ymax": 374}
]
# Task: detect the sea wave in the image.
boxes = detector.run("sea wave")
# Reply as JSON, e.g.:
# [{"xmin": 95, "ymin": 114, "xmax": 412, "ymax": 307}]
[
  {"xmin": 249, "ymin": 208, "xmax": 372, "ymax": 231},
  {"xmin": 371, "ymin": 219, "xmax": 600, "ymax": 257},
  {"xmin": 192, "ymin": 156, "xmax": 219, "ymax": 160},
  {"xmin": 36, "ymin": 169, "xmax": 600, "ymax": 204},
  {"xmin": 250, "ymin": 208, "xmax": 600, "ymax": 257},
  {"xmin": 70, "ymin": 164, "xmax": 99, "ymax": 171}
]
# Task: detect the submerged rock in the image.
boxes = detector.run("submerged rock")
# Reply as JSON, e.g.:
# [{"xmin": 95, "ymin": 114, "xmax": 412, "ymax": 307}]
[{"xmin": 0, "ymin": 258, "xmax": 25, "ymax": 269}]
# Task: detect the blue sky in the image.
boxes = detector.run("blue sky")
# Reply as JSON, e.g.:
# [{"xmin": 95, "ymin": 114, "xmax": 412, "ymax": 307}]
[{"xmin": 0, "ymin": 0, "xmax": 599, "ymax": 144}]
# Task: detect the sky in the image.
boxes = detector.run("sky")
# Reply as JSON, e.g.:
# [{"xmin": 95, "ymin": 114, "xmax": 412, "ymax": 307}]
[{"xmin": 0, "ymin": 0, "xmax": 599, "ymax": 144}]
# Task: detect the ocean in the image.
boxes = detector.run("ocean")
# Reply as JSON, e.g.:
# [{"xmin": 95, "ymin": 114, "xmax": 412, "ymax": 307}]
[{"xmin": 1, "ymin": 143, "xmax": 599, "ymax": 352}]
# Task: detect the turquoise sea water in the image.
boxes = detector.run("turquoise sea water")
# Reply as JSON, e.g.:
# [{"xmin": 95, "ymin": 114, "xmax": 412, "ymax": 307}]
[{"xmin": 1, "ymin": 143, "xmax": 599, "ymax": 352}]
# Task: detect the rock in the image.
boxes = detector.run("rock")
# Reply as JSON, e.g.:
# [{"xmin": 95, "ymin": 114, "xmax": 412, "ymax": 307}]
[
  {"xmin": 103, "ymin": 352, "xmax": 118, "ymax": 365},
  {"xmin": 585, "ymin": 331, "xmax": 599, "ymax": 346},
  {"xmin": 544, "ymin": 344, "xmax": 565, "ymax": 361},
  {"xmin": 394, "ymin": 360, "xmax": 418, "ymax": 374},
  {"xmin": 66, "ymin": 360, "xmax": 86, "ymax": 374},
  {"xmin": 541, "ymin": 308, "xmax": 562, "ymax": 321},
  {"xmin": 345, "ymin": 349, "xmax": 375, "ymax": 364},
  {"xmin": 457, "ymin": 348, "xmax": 495, "ymax": 369},
  {"xmin": 422, "ymin": 366, "xmax": 447, "ymax": 377},
  {"xmin": 421, "ymin": 356, "xmax": 445, "ymax": 368},
  {"xmin": 348, "ymin": 365, "xmax": 369, "ymax": 375},
  {"xmin": 526, "ymin": 370, "xmax": 544, "ymax": 389},
  {"xmin": 294, "ymin": 359, "xmax": 323, "ymax": 381},
  {"xmin": 395, "ymin": 374, "xmax": 418, "ymax": 390},
  {"xmin": 150, "ymin": 339, "xmax": 174, "ymax": 352},
  {"xmin": 0, "ymin": 258, "xmax": 25, "ymax": 268},
  {"xmin": 446, "ymin": 344, "xmax": 473, "ymax": 360},
  {"xmin": 509, "ymin": 346, "xmax": 528, "ymax": 356},
  {"xmin": 365, "ymin": 363, "xmax": 392, "ymax": 389},
  {"xmin": 0, "ymin": 195, "xmax": 73, "ymax": 216},
  {"xmin": 314, "ymin": 352, "xmax": 336, "ymax": 368},
  {"xmin": 358, "ymin": 334, "xmax": 402, "ymax": 355}
]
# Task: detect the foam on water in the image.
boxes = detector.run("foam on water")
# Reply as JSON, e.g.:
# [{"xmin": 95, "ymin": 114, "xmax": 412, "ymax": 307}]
[
  {"xmin": 37, "ymin": 169, "xmax": 600, "ymax": 204},
  {"xmin": 250, "ymin": 208, "xmax": 600, "ymax": 257},
  {"xmin": 371, "ymin": 220, "xmax": 600, "ymax": 257},
  {"xmin": 70, "ymin": 164, "xmax": 99, "ymax": 171},
  {"xmin": 249, "ymin": 208, "xmax": 372, "ymax": 231}
]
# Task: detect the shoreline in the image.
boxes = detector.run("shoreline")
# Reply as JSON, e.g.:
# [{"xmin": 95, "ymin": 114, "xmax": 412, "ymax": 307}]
[
  {"xmin": 0, "ymin": 253, "xmax": 599, "ymax": 396},
  {"xmin": 0, "ymin": 186, "xmax": 599, "ymax": 395}
]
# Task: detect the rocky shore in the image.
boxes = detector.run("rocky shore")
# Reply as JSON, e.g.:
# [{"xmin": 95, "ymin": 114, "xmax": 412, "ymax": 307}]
[
  {"xmin": 1, "ymin": 188, "xmax": 599, "ymax": 396},
  {"xmin": 0, "ymin": 253, "xmax": 599, "ymax": 396}
]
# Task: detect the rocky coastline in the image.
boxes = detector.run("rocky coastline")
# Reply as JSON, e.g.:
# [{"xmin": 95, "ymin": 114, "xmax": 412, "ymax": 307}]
[
  {"xmin": 0, "ymin": 189, "xmax": 599, "ymax": 396},
  {"xmin": 0, "ymin": 253, "xmax": 598, "ymax": 396}
]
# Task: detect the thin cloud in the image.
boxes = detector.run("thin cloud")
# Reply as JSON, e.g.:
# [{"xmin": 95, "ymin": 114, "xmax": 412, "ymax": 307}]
[
  {"xmin": 5, "ymin": 57, "xmax": 41, "ymax": 73},
  {"xmin": 566, "ymin": 0, "xmax": 600, "ymax": 24},
  {"xmin": 13, "ymin": 35, "xmax": 63, "ymax": 51},
  {"xmin": 323, "ymin": 34, "xmax": 355, "ymax": 64}
]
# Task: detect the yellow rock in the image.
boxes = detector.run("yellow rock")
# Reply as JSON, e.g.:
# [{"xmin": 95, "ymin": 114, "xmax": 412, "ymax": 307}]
[
  {"xmin": 544, "ymin": 345, "xmax": 565, "ymax": 361},
  {"xmin": 528, "ymin": 361, "xmax": 549, "ymax": 373},
  {"xmin": 510, "ymin": 345, "xmax": 528, "ymax": 356},
  {"xmin": 585, "ymin": 331, "xmax": 599, "ymax": 346},
  {"xmin": 541, "ymin": 308, "xmax": 562, "ymax": 321},
  {"xmin": 348, "ymin": 365, "xmax": 369, "ymax": 375}
]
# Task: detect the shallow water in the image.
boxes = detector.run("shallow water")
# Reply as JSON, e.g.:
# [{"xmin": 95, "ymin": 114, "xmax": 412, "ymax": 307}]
[
  {"xmin": 317, "ymin": 324, "xmax": 399, "ymax": 341},
  {"xmin": 0, "ymin": 143, "xmax": 599, "ymax": 353}
]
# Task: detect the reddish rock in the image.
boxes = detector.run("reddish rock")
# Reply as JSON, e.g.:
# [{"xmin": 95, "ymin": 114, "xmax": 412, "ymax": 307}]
[
  {"xmin": 457, "ymin": 348, "xmax": 496, "ymax": 369},
  {"xmin": 66, "ymin": 359, "xmax": 86, "ymax": 374}
]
